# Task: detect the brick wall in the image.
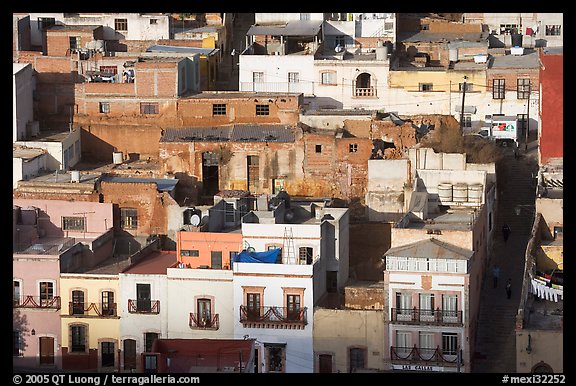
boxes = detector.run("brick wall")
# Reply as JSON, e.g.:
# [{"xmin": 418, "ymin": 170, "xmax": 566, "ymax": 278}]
[{"xmin": 486, "ymin": 68, "xmax": 539, "ymax": 95}]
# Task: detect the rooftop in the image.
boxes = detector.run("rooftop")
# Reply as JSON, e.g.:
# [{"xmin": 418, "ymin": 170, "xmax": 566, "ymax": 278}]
[
  {"xmin": 397, "ymin": 31, "xmax": 489, "ymax": 43},
  {"xmin": 72, "ymin": 254, "xmax": 132, "ymax": 275},
  {"xmin": 99, "ymin": 175, "xmax": 179, "ymax": 193},
  {"xmin": 122, "ymin": 250, "xmax": 177, "ymax": 275},
  {"xmin": 188, "ymin": 91, "xmax": 302, "ymax": 99},
  {"xmin": 14, "ymin": 236, "xmax": 76, "ymax": 255},
  {"xmin": 247, "ymin": 20, "xmax": 323, "ymax": 37},
  {"xmin": 146, "ymin": 45, "xmax": 219, "ymax": 56},
  {"xmin": 384, "ymin": 237, "xmax": 473, "ymax": 260},
  {"xmin": 160, "ymin": 125, "xmax": 296, "ymax": 143},
  {"xmin": 47, "ymin": 24, "xmax": 101, "ymax": 32},
  {"xmin": 13, "ymin": 146, "xmax": 46, "ymax": 160},
  {"xmin": 489, "ymin": 50, "xmax": 540, "ymax": 69},
  {"xmin": 397, "ymin": 207, "xmax": 481, "ymax": 231}
]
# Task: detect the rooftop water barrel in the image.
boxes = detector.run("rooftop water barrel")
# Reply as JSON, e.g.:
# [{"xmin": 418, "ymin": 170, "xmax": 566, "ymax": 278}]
[
  {"xmin": 113, "ymin": 151, "xmax": 123, "ymax": 165},
  {"xmin": 453, "ymin": 183, "xmax": 468, "ymax": 202},
  {"xmin": 71, "ymin": 170, "xmax": 80, "ymax": 183},
  {"xmin": 468, "ymin": 183, "xmax": 483, "ymax": 203},
  {"xmin": 438, "ymin": 183, "xmax": 453, "ymax": 203}
]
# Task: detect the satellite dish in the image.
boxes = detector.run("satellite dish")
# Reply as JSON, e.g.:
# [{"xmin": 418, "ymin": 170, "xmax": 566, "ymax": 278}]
[
  {"xmin": 190, "ymin": 214, "xmax": 201, "ymax": 226},
  {"xmin": 247, "ymin": 246, "xmax": 256, "ymax": 253}
]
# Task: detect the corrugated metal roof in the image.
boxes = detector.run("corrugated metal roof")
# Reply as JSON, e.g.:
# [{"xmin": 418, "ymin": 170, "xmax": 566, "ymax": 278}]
[
  {"xmin": 100, "ymin": 176, "xmax": 178, "ymax": 192},
  {"xmin": 384, "ymin": 238, "xmax": 473, "ymax": 260},
  {"xmin": 161, "ymin": 125, "xmax": 295, "ymax": 143},
  {"xmin": 247, "ymin": 20, "xmax": 323, "ymax": 36}
]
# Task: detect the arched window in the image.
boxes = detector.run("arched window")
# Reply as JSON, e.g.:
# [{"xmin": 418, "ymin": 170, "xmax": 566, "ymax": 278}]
[{"xmin": 354, "ymin": 73, "xmax": 375, "ymax": 97}]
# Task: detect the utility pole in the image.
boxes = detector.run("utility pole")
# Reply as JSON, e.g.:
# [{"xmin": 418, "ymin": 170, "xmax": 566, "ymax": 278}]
[
  {"xmin": 460, "ymin": 76, "xmax": 468, "ymax": 131},
  {"xmin": 449, "ymin": 80, "xmax": 452, "ymax": 115}
]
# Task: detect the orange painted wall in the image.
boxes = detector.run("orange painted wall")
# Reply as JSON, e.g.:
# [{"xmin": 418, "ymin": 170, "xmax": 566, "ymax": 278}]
[{"xmin": 176, "ymin": 231, "xmax": 242, "ymax": 269}]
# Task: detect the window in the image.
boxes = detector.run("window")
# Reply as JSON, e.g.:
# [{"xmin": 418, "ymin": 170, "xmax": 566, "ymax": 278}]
[
  {"xmin": 298, "ymin": 247, "xmax": 313, "ymax": 265},
  {"xmin": 62, "ymin": 216, "xmax": 85, "ymax": 231},
  {"xmin": 40, "ymin": 282, "xmax": 54, "ymax": 306},
  {"xmin": 115, "ymin": 18, "xmax": 128, "ymax": 31},
  {"xmin": 395, "ymin": 292, "xmax": 412, "ymax": 320},
  {"xmin": 517, "ymin": 114, "xmax": 528, "ymax": 133},
  {"xmin": 321, "ymin": 71, "xmax": 336, "ymax": 85},
  {"xmin": 419, "ymin": 83, "xmax": 433, "ymax": 92},
  {"xmin": 545, "ymin": 25, "xmax": 561, "ymax": 36},
  {"xmin": 256, "ymin": 104, "xmax": 269, "ymax": 116},
  {"xmin": 300, "ymin": 13, "xmax": 310, "ymax": 21},
  {"xmin": 13, "ymin": 331, "xmax": 23, "ymax": 356},
  {"xmin": 212, "ymin": 103, "xmax": 226, "ymax": 116},
  {"xmin": 144, "ymin": 332, "xmax": 159, "ymax": 353},
  {"xmin": 253, "ymin": 72, "xmax": 264, "ymax": 83},
  {"xmin": 288, "ymin": 72, "xmax": 300, "ymax": 83},
  {"xmin": 286, "ymin": 294, "xmax": 301, "ymax": 320},
  {"xmin": 554, "ymin": 226, "xmax": 563, "ymax": 240},
  {"xmin": 266, "ymin": 344, "xmax": 286, "ymax": 372},
  {"xmin": 13, "ymin": 280, "xmax": 21, "ymax": 306},
  {"xmin": 197, "ymin": 298, "xmax": 212, "ymax": 326},
  {"xmin": 459, "ymin": 83, "xmax": 473, "ymax": 92},
  {"xmin": 140, "ymin": 103, "xmax": 159, "ymax": 115},
  {"xmin": 395, "ymin": 331, "xmax": 411, "ymax": 356},
  {"xmin": 246, "ymin": 293, "xmax": 261, "ymax": 319},
  {"xmin": 499, "ymin": 24, "xmax": 518, "ymax": 35},
  {"xmin": 71, "ymin": 290, "xmax": 85, "ymax": 315},
  {"xmin": 150, "ymin": 19, "xmax": 158, "ymax": 25},
  {"xmin": 349, "ymin": 144, "xmax": 358, "ymax": 153},
  {"xmin": 70, "ymin": 325, "xmax": 87, "ymax": 352},
  {"xmin": 38, "ymin": 17, "xmax": 56, "ymax": 30},
  {"xmin": 517, "ymin": 78, "xmax": 531, "ymax": 99},
  {"xmin": 419, "ymin": 293, "xmax": 435, "ymax": 320},
  {"xmin": 102, "ymin": 291, "xmax": 115, "ymax": 316},
  {"xmin": 120, "ymin": 208, "xmax": 138, "ymax": 229},
  {"xmin": 267, "ymin": 245, "xmax": 282, "ymax": 263},
  {"xmin": 335, "ymin": 35, "xmax": 345, "ymax": 48},
  {"xmin": 229, "ymin": 251, "xmax": 238, "ymax": 268},
  {"xmin": 419, "ymin": 332, "xmax": 435, "ymax": 357},
  {"xmin": 492, "ymin": 79, "xmax": 505, "ymax": 99},
  {"xmin": 181, "ymin": 250, "xmax": 199, "ymax": 257},
  {"xmin": 99, "ymin": 102, "xmax": 110, "ymax": 114},
  {"xmin": 488, "ymin": 212, "xmax": 493, "ymax": 232},
  {"xmin": 462, "ymin": 114, "xmax": 472, "ymax": 128},
  {"xmin": 225, "ymin": 202, "xmax": 235, "ymax": 223},
  {"xmin": 136, "ymin": 284, "xmax": 151, "ymax": 312},
  {"xmin": 442, "ymin": 333, "xmax": 458, "ymax": 356},
  {"xmin": 143, "ymin": 354, "xmax": 157, "ymax": 373},
  {"xmin": 442, "ymin": 294, "xmax": 458, "ymax": 320},
  {"xmin": 349, "ymin": 347, "xmax": 366, "ymax": 372},
  {"xmin": 100, "ymin": 66, "xmax": 118, "ymax": 75},
  {"xmin": 69, "ymin": 37, "xmax": 81, "ymax": 51},
  {"xmin": 315, "ymin": 144, "xmax": 322, "ymax": 153}
]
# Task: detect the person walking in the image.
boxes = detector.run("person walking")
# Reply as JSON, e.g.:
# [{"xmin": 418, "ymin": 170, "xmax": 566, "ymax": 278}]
[
  {"xmin": 492, "ymin": 265, "xmax": 501, "ymax": 288},
  {"xmin": 502, "ymin": 224, "xmax": 511, "ymax": 242},
  {"xmin": 505, "ymin": 278, "xmax": 512, "ymax": 299}
]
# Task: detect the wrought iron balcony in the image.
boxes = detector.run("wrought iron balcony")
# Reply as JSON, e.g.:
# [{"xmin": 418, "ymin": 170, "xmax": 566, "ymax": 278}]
[
  {"xmin": 239, "ymin": 305, "xmax": 307, "ymax": 329},
  {"xmin": 391, "ymin": 308, "xmax": 462, "ymax": 325},
  {"xmin": 13, "ymin": 295, "xmax": 61, "ymax": 310},
  {"xmin": 128, "ymin": 299, "xmax": 160, "ymax": 314},
  {"xmin": 68, "ymin": 302, "xmax": 117, "ymax": 317},
  {"xmin": 189, "ymin": 313, "xmax": 220, "ymax": 330},
  {"xmin": 390, "ymin": 345, "xmax": 463, "ymax": 366}
]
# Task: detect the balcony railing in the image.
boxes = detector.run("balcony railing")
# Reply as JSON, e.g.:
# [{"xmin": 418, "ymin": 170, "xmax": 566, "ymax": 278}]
[
  {"xmin": 390, "ymin": 346, "xmax": 463, "ymax": 366},
  {"xmin": 68, "ymin": 302, "xmax": 117, "ymax": 317},
  {"xmin": 127, "ymin": 299, "xmax": 160, "ymax": 314},
  {"xmin": 391, "ymin": 308, "xmax": 462, "ymax": 325},
  {"xmin": 13, "ymin": 295, "xmax": 61, "ymax": 310},
  {"xmin": 353, "ymin": 86, "xmax": 376, "ymax": 97},
  {"xmin": 189, "ymin": 313, "xmax": 220, "ymax": 330},
  {"xmin": 239, "ymin": 305, "xmax": 307, "ymax": 328}
]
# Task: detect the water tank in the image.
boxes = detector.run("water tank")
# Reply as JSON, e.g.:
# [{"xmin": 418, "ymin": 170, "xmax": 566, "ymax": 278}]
[
  {"xmin": 276, "ymin": 190, "xmax": 291, "ymax": 209},
  {"xmin": 449, "ymin": 48, "xmax": 458, "ymax": 62},
  {"xmin": 468, "ymin": 183, "xmax": 483, "ymax": 203},
  {"xmin": 437, "ymin": 183, "xmax": 453, "ymax": 203},
  {"xmin": 190, "ymin": 213, "xmax": 201, "ymax": 226},
  {"xmin": 113, "ymin": 151, "xmax": 123, "ymax": 165},
  {"xmin": 452, "ymin": 183, "xmax": 468, "ymax": 202},
  {"xmin": 71, "ymin": 170, "xmax": 80, "ymax": 183},
  {"xmin": 376, "ymin": 43, "xmax": 388, "ymax": 60},
  {"xmin": 511, "ymin": 34, "xmax": 523, "ymax": 48},
  {"xmin": 510, "ymin": 46, "xmax": 524, "ymax": 56}
]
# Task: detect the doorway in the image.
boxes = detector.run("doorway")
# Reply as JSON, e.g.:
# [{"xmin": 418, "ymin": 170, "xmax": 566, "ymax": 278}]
[{"xmin": 39, "ymin": 337, "xmax": 54, "ymax": 365}]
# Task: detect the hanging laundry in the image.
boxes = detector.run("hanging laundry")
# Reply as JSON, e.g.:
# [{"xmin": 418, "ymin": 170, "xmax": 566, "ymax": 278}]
[{"xmin": 526, "ymin": 27, "xmax": 534, "ymax": 36}]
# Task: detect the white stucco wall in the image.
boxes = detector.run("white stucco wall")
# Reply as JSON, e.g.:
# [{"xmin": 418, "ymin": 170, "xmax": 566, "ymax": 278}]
[
  {"xmin": 255, "ymin": 13, "xmax": 324, "ymax": 24},
  {"xmin": 166, "ymin": 268, "xmax": 234, "ymax": 339},
  {"xmin": 233, "ymin": 262, "xmax": 314, "ymax": 373},
  {"xmin": 119, "ymin": 273, "xmax": 167, "ymax": 356},
  {"xmin": 15, "ymin": 129, "xmax": 81, "ymax": 171}
]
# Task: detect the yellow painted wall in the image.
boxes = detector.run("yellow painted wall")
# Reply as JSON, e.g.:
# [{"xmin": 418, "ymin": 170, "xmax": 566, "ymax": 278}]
[
  {"xmin": 202, "ymin": 36, "xmax": 216, "ymax": 49},
  {"xmin": 389, "ymin": 70, "xmax": 486, "ymax": 92},
  {"xmin": 60, "ymin": 275, "xmax": 120, "ymax": 348},
  {"xmin": 517, "ymin": 330, "xmax": 563, "ymax": 373}
]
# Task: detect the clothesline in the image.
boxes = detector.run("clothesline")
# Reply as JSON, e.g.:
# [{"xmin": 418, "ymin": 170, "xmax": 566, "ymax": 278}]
[{"xmin": 530, "ymin": 277, "xmax": 563, "ymax": 302}]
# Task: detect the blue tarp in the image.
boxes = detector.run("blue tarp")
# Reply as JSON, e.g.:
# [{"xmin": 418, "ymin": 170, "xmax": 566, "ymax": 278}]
[{"xmin": 234, "ymin": 248, "xmax": 280, "ymax": 263}]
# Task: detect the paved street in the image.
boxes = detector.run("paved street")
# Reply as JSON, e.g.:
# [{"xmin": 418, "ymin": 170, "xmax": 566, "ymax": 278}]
[{"xmin": 472, "ymin": 133, "xmax": 539, "ymax": 372}]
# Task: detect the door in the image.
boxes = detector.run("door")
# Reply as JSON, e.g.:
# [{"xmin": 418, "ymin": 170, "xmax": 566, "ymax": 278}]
[
  {"xmin": 101, "ymin": 342, "xmax": 115, "ymax": 368},
  {"xmin": 318, "ymin": 354, "xmax": 332, "ymax": 373},
  {"xmin": 246, "ymin": 293, "xmax": 260, "ymax": 320},
  {"xmin": 72, "ymin": 290, "xmax": 85, "ymax": 315},
  {"xmin": 39, "ymin": 337, "xmax": 54, "ymax": 365},
  {"xmin": 136, "ymin": 284, "xmax": 151, "ymax": 312},
  {"xmin": 202, "ymin": 152, "xmax": 219, "ymax": 201},
  {"xmin": 211, "ymin": 251, "xmax": 222, "ymax": 269},
  {"xmin": 102, "ymin": 291, "xmax": 115, "ymax": 316},
  {"xmin": 197, "ymin": 298, "xmax": 212, "ymax": 327},
  {"xmin": 286, "ymin": 294, "xmax": 301, "ymax": 321},
  {"xmin": 123, "ymin": 339, "xmax": 137, "ymax": 371},
  {"xmin": 247, "ymin": 155, "xmax": 259, "ymax": 192}
]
